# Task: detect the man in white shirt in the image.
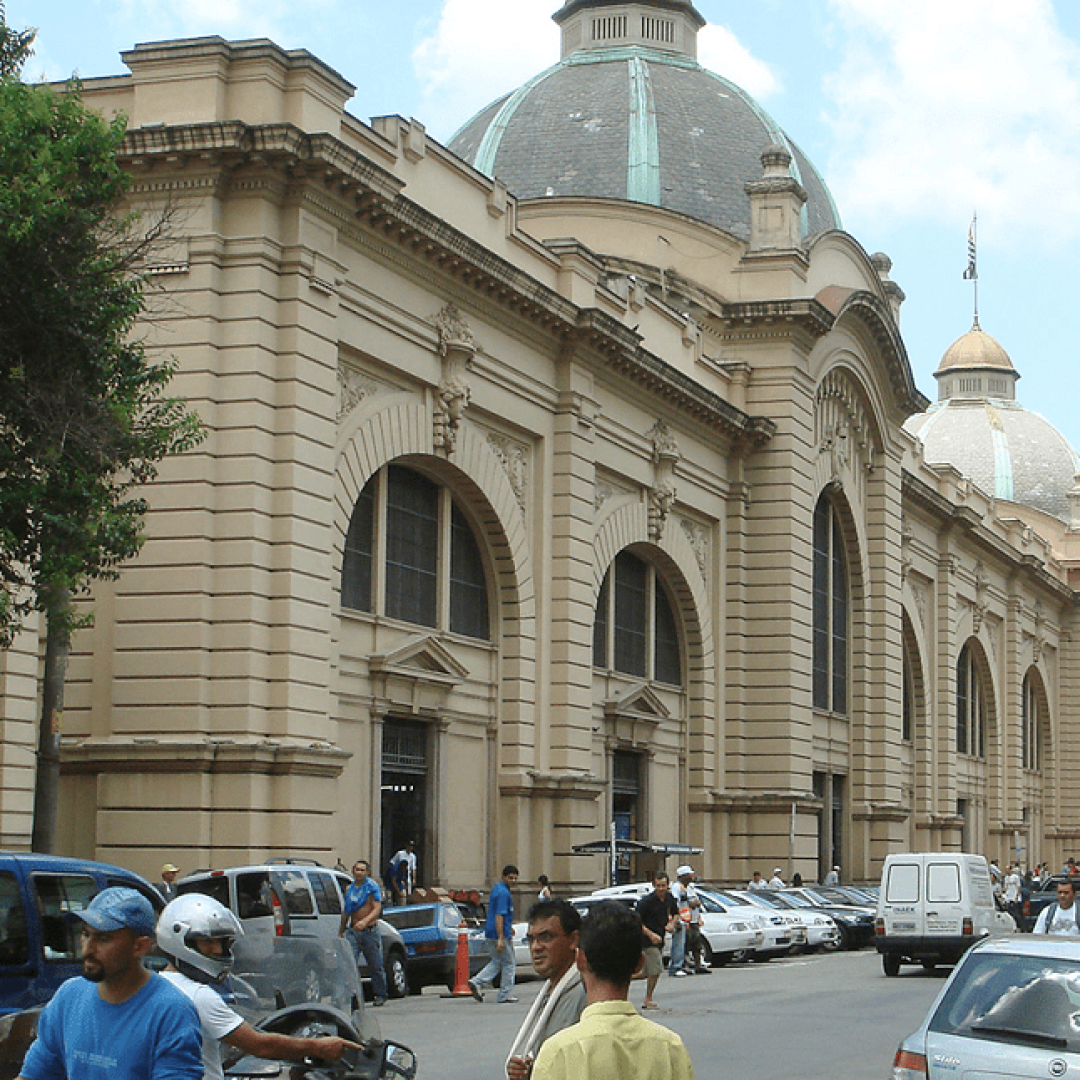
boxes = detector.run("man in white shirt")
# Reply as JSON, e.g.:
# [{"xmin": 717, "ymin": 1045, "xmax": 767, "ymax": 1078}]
[
  {"xmin": 747, "ymin": 871, "xmax": 768, "ymax": 891},
  {"xmin": 157, "ymin": 895, "xmax": 359, "ymax": 1080},
  {"xmin": 768, "ymin": 868, "xmax": 785, "ymax": 889},
  {"xmin": 1033, "ymin": 879, "xmax": 1080, "ymax": 935}
]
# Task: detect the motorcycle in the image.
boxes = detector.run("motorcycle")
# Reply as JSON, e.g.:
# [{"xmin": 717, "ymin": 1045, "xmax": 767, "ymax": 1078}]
[{"xmin": 221, "ymin": 935, "xmax": 417, "ymax": 1080}]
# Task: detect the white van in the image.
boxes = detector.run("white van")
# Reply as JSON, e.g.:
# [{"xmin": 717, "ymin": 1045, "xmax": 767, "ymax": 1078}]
[{"xmin": 875, "ymin": 852, "xmax": 1015, "ymax": 976}]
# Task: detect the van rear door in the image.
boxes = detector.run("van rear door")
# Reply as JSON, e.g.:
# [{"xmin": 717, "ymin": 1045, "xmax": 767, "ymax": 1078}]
[
  {"xmin": 881, "ymin": 859, "xmax": 922, "ymax": 937},
  {"xmin": 924, "ymin": 859, "xmax": 965, "ymax": 936}
]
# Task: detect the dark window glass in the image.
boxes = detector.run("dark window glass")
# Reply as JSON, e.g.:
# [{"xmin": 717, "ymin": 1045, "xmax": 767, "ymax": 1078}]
[
  {"xmin": 450, "ymin": 502, "xmax": 490, "ymax": 640},
  {"xmin": 902, "ymin": 645, "xmax": 913, "ymax": 742},
  {"xmin": 812, "ymin": 500, "xmax": 830, "ymax": 710},
  {"xmin": 613, "ymin": 552, "xmax": 648, "ymax": 677},
  {"xmin": 385, "ymin": 466, "xmax": 438, "ymax": 627},
  {"xmin": 831, "ymin": 515, "xmax": 848, "ymax": 714},
  {"xmin": 276, "ymin": 870, "xmax": 315, "ymax": 917},
  {"xmin": 956, "ymin": 650, "xmax": 969, "ymax": 754},
  {"xmin": 342, "ymin": 480, "xmax": 375, "ymax": 611},
  {"xmin": 309, "ymin": 872, "xmax": 343, "ymax": 916},
  {"xmin": 593, "ymin": 574, "xmax": 609, "ymax": 668},
  {"xmin": 654, "ymin": 582, "xmax": 681, "ymax": 686},
  {"xmin": 34, "ymin": 875, "xmax": 97, "ymax": 961},
  {"xmin": 178, "ymin": 876, "xmax": 230, "ymax": 908},
  {"xmin": 0, "ymin": 871, "xmax": 28, "ymax": 966}
]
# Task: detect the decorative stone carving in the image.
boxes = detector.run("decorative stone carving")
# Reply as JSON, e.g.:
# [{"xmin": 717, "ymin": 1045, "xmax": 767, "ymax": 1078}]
[
  {"xmin": 432, "ymin": 304, "xmax": 476, "ymax": 456},
  {"xmin": 815, "ymin": 371, "xmax": 875, "ymax": 508},
  {"xmin": 647, "ymin": 420, "xmax": 680, "ymax": 542},
  {"xmin": 680, "ymin": 517, "xmax": 709, "ymax": 577},
  {"xmin": 486, "ymin": 431, "xmax": 529, "ymax": 510},
  {"xmin": 337, "ymin": 366, "xmax": 382, "ymax": 423},
  {"xmin": 901, "ymin": 521, "xmax": 914, "ymax": 581},
  {"xmin": 972, "ymin": 562, "xmax": 989, "ymax": 634},
  {"xmin": 911, "ymin": 580, "xmax": 926, "ymax": 628}
]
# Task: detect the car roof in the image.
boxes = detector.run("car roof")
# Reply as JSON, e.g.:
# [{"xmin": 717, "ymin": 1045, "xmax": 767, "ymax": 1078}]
[
  {"xmin": 0, "ymin": 852, "xmax": 150, "ymax": 879},
  {"xmin": 181, "ymin": 863, "xmax": 334, "ymax": 878},
  {"xmin": 970, "ymin": 935, "xmax": 1080, "ymax": 959}
]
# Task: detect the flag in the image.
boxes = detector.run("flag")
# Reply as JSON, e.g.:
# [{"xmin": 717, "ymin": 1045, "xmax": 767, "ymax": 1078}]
[{"xmin": 963, "ymin": 216, "xmax": 977, "ymax": 280}]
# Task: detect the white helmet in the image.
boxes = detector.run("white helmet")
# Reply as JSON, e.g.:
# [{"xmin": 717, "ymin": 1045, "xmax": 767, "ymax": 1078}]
[{"xmin": 157, "ymin": 894, "xmax": 243, "ymax": 984}]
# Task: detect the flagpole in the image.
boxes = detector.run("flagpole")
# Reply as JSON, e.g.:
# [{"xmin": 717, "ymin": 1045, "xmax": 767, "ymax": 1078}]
[{"xmin": 964, "ymin": 213, "xmax": 979, "ymax": 328}]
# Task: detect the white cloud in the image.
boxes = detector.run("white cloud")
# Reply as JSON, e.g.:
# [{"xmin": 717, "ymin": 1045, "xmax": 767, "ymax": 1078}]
[
  {"xmin": 412, "ymin": 0, "xmax": 559, "ymax": 141},
  {"xmin": 824, "ymin": 0, "xmax": 1080, "ymax": 247},
  {"xmin": 697, "ymin": 23, "xmax": 781, "ymax": 99}
]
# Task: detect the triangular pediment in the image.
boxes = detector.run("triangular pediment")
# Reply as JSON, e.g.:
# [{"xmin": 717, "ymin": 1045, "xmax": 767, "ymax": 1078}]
[
  {"xmin": 369, "ymin": 635, "xmax": 470, "ymax": 685},
  {"xmin": 604, "ymin": 683, "xmax": 671, "ymax": 722}
]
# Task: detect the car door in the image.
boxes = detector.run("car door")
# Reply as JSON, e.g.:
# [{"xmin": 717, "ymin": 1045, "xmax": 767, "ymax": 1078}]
[
  {"xmin": 28, "ymin": 871, "xmax": 99, "ymax": 1006},
  {"xmin": 0, "ymin": 869, "xmax": 36, "ymax": 1013},
  {"xmin": 925, "ymin": 860, "xmax": 965, "ymax": 938}
]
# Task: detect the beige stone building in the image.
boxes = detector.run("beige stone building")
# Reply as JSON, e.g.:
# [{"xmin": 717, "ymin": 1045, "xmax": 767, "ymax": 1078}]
[{"xmin": 2, "ymin": 0, "xmax": 1079, "ymax": 888}]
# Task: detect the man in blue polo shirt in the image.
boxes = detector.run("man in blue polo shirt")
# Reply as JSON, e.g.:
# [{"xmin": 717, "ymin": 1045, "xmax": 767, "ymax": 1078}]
[
  {"xmin": 337, "ymin": 859, "xmax": 388, "ymax": 1006},
  {"xmin": 19, "ymin": 887, "xmax": 203, "ymax": 1080},
  {"xmin": 469, "ymin": 864, "xmax": 519, "ymax": 1004}
]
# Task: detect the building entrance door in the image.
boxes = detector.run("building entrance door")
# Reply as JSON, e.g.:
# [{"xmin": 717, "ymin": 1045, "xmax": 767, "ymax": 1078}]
[{"xmin": 381, "ymin": 719, "xmax": 428, "ymax": 895}]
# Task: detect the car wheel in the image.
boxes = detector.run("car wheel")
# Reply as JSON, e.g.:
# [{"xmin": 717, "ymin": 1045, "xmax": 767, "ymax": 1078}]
[
  {"xmin": 385, "ymin": 949, "xmax": 408, "ymax": 999},
  {"xmin": 730, "ymin": 948, "xmax": 751, "ymax": 963},
  {"xmin": 882, "ymin": 952, "xmax": 901, "ymax": 977}
]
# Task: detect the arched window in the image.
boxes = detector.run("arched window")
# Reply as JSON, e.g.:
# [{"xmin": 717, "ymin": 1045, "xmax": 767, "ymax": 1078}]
[
  {"xmin": 956, "ymin": 643, "xmax": 987, "ymax": 758},
  {"xmin": 1022, "ymin": 670, "xmax": 1044, "ymax": 772},
  {"xmin": 593, "ymin": 550, "xmax": 682, "ymax": 686},
  {"xmin": 341, "ymin": 464, "xmax": 490, "ymax": 640},
  {"xmin": 813, "ymin": 496, "xmax": 849, "ymax": 715}
]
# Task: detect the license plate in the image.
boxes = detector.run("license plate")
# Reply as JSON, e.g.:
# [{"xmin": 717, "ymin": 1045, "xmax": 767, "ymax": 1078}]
[{"xmin": 892, "ymin": 921, "xmax": 916, "ymax": 932}]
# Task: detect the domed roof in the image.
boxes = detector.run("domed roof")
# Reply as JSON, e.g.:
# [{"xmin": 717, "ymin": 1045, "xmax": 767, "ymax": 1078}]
[
  {"xmin": 448, "ymin": 1, "xmax": 841, "ymax": 242},
  {"xmin": 906, "ymin": 325, "xmax": 1080, "ymax": 521},
  {"xmin": 935, "ymin": 325, "xmax": 1016, "ymax": 374}
]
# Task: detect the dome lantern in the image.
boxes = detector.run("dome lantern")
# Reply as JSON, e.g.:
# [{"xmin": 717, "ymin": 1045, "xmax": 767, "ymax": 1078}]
[
  {"xmin": 933, "ymin": 323, "xmax": 1019, "ymax": 403},
  {"xmin": 553, "ymin": 0, "xmax": 706, "ymax": 61}
]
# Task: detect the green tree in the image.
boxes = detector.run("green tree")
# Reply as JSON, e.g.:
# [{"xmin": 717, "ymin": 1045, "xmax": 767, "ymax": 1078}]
[{"xmin": 0, "ymin": 12, "xmax": 204, "ymax": 851}]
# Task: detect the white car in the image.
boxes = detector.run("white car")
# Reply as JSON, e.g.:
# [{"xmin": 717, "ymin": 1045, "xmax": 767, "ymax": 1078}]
[
  {"xmin": 582, "ymin": 883, "xmax": 765, "ymax": 966},
  {"xmin": 890, "ymin": 936, "xmax": 1080, "ymax": 1079},
  {"xmin": 698, "ymin": 888, "xmax": 795, "ymax": 959},
  {"xmin": 728, "ymin": 888, "xmax": 839, "ymax": 951}
]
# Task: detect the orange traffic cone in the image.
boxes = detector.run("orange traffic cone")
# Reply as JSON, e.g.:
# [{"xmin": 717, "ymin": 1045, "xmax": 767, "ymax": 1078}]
[{"xmin": 442, "ymin": 923, "xmax": 475, "ymax": 997}]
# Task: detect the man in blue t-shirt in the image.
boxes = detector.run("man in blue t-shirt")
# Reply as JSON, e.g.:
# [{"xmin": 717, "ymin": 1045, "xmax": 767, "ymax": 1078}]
[
  {"xmin": 469, "ymin": 864, "xmax": 519, "ymax": 1004},
  {"xmin": 20, "ymin": 887, "xmax": 202, "ymax": 1080},
  {"xmin": 337, "ymin": 859, "xmax": 388, "ymax": 1005}
]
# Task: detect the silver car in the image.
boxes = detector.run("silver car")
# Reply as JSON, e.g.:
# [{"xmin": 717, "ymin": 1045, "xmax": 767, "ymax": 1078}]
[{"xmin": 890, "ymin": 936, "xmax": 1080, "ymax": 1079}]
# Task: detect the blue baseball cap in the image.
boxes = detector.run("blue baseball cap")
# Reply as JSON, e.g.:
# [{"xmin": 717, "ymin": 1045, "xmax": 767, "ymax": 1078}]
[{"xmin": 79, "ymin": 887, "xmax": 158, "ymax": 938}]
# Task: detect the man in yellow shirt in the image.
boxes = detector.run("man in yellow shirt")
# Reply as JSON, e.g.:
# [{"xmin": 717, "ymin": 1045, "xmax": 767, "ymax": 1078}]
[{"xmin": 531, "ymin": 900, "xmax": 694, "ymax": 1080}]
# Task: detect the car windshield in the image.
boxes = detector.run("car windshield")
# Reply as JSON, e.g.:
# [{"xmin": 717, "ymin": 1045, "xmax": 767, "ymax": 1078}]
[{"xmin": 929, "ymin": 951, "xmax": 1080, "ymax": 1052}]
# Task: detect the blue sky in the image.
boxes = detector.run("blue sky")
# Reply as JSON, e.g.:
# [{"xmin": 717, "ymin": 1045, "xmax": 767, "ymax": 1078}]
[{"xmin": 11, "ymin": 0, "xmax": 1080, "ymax": 453}]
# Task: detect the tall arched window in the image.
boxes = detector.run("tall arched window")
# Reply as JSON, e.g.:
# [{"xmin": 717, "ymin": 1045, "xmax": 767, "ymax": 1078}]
[
  {"xmin": 902, "ymin": 641, "xmax": 914, "ymax": 743},
  {"xmin": 813, "ymin": 496, "xmax": 849, "ymax": 714},
  {"xmin": 1022, "ymin": 670, "xmax": 1044, "ymax": 772},
  {"xmin": 956, "ymin": 643, "xmax": 987, "ymax": 758},
  {"xmin": 341, "ymin": 464, "xmax": 491, "ymax": 640},
  {"xmin": 593, "ymin": 550, "xmax": 682, "ymax": 686}
]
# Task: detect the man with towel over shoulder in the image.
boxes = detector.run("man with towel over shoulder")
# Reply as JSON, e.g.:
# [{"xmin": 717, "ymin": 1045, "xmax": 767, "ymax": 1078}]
[{"xmin": 505, "ymin": 899, "xmax": 587, "ymax": 1079}]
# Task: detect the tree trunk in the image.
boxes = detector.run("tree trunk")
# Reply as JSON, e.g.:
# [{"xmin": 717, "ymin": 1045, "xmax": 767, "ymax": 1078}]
[{"xmin": 31, "ymin": 587, "xmax": 71, "ymax": 854}]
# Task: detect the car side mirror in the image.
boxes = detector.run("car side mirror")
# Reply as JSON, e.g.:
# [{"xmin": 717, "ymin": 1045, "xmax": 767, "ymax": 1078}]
[{"xmin": 342, "ymin": 1040, "xmax": 416, "ymax": 1080}]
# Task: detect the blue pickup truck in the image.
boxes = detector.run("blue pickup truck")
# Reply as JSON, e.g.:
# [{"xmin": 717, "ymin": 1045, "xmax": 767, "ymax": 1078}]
[{"xmin": 0, "ymin": 853, "xmax": 162, "ymax": 1015}]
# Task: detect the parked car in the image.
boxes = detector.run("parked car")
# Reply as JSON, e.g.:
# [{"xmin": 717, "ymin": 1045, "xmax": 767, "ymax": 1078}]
[
  {"xmin": 381, "ymin": 901, "xmax": 486, "ymax": 993},
  {"xmin": 874, "ymin": 852, "xmax": 1015, "ymax": 977},
  {"xmin": 177, "ymin": 860, "xmax": 409, "ymax": 999},
  {"xmin": 586, "ymin": 883, "xmax": 766, "ymax": 966},
  {"xmin": 694, "ymin": 889, "xmax": 793, "ymax": 959},
  {"xmin": 890, "ymin": 936, "xmax": 1080, "ymax": 1079},
  {"xmin": 0, "ymin": 852, "xmax": 163, "ymax": 1016},
  {"xmin": 729, "ymin": 889, "xmax": 839, "ymax": 952},
  {"xmin": 780, "ymin": 886, "xmax": 876, "ymax": 950}
]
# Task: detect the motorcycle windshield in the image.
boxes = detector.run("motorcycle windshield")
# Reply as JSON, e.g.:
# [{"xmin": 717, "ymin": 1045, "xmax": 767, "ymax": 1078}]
[{"xmin": 223, "ymin": 934, "xmax": 363, "ymax": 1023}]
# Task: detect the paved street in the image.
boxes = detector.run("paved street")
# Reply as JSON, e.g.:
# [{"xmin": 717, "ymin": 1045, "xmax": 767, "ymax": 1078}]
[{"xmin": 374, "ymin": 947, "xmax": 946, "ymax": 1079}]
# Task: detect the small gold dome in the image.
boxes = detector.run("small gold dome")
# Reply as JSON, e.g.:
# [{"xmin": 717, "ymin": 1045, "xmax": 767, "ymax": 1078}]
[{"xmin": 935, "ymin": 325, "xmax": 1015, "ymax": 374}]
